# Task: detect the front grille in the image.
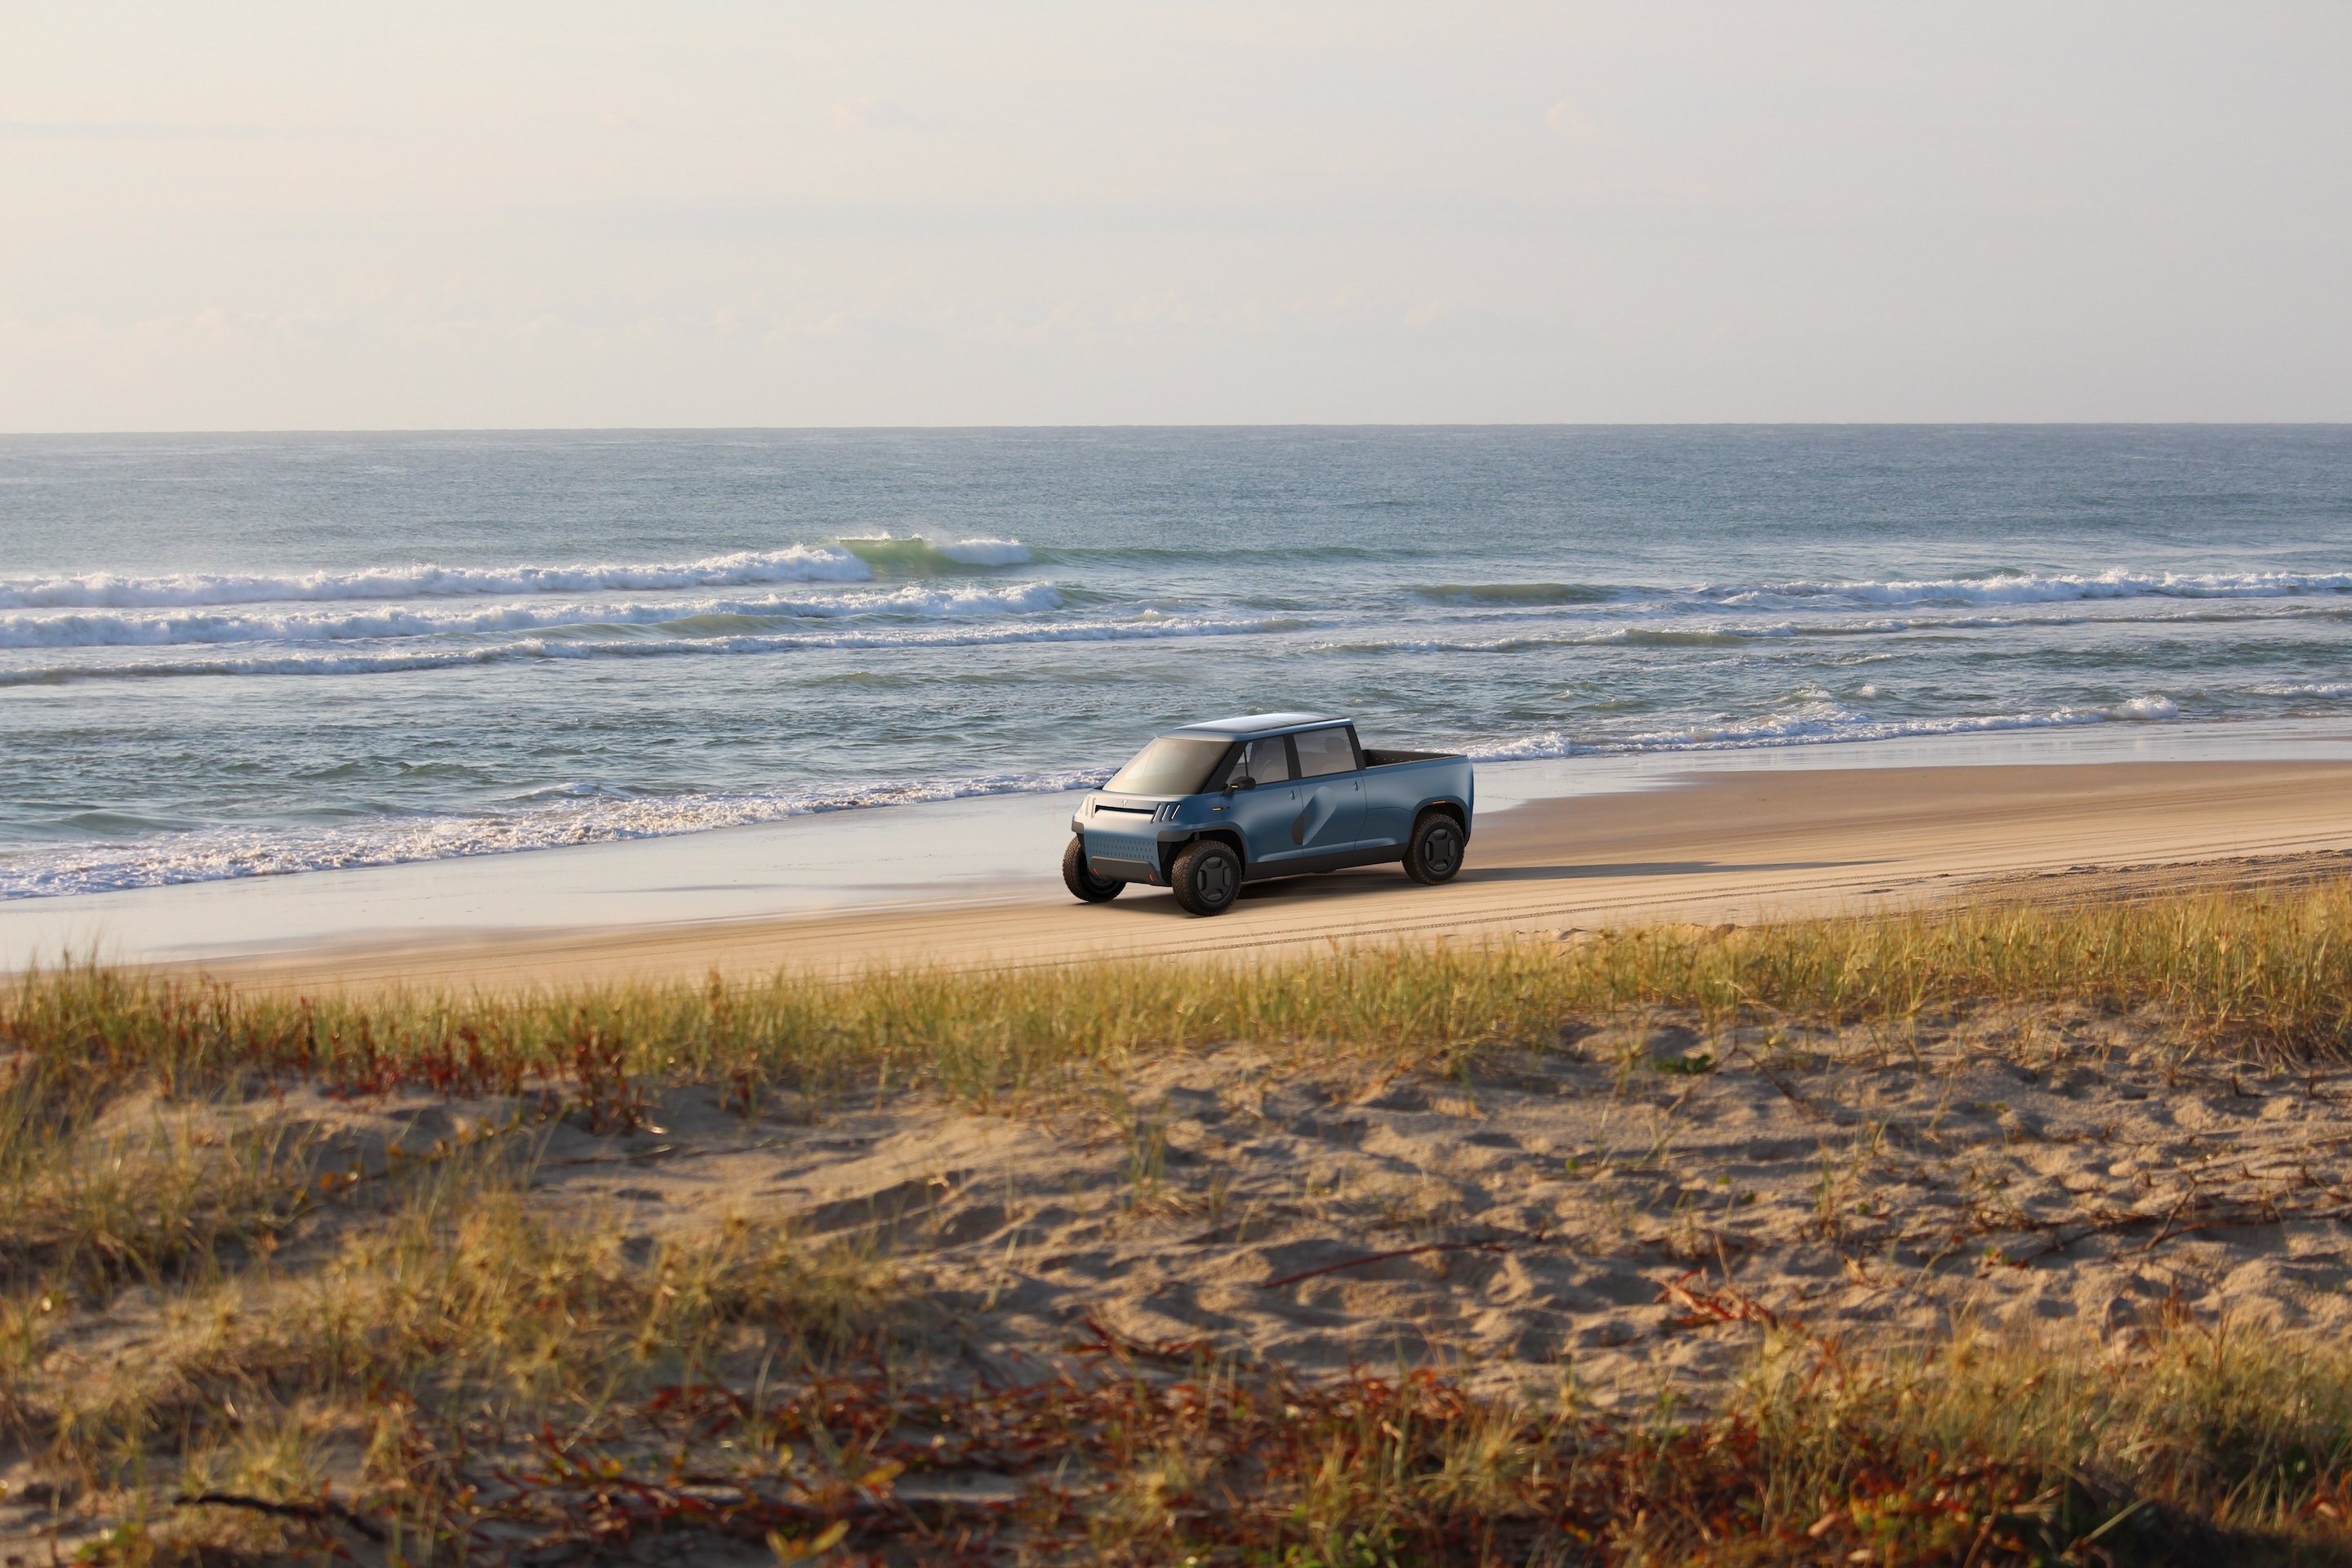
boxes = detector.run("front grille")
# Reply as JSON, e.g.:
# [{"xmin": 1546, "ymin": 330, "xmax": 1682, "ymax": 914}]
[
  {"xmin": 1091, "ymin": 801, "xmax": 1178, "ymax": 824},
  {"xmin": 1086, "ymin": 831, "xmax": 1159, "ymax": 864}
]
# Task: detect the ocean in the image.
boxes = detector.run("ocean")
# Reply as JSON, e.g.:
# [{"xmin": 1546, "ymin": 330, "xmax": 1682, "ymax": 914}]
[{"xmin": 3, "ymin": 425, "xmax": 2349, "ymax": 901}]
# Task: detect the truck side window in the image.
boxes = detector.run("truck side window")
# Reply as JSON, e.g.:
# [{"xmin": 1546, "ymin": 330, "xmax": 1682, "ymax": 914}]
[
  {"xmin": 1230, "ymin": 737, "xmax": 1294, "ymax": 785},
  {"xmin": 1293, "ymin": 727, "xmax": 1357, "ymax": 778}
]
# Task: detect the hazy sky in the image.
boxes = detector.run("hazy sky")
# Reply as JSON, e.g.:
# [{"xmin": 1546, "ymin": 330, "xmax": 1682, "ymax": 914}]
[{"xmin": 2, "ymin": 3, "xmax": 2346, "ymax": 430}]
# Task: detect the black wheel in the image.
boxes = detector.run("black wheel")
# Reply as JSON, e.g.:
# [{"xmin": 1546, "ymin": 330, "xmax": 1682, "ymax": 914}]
[
  {"xmin": 1062, "ymin": 836, "xmax": 1125, "ymax": 903},
  {"xmin": 1403, "ymin": 812, "xmax": 1465, "ymax": 885},
  {"xmin": 1169, "ymin": 840, "xmax": 1242, "ymax": 916}
]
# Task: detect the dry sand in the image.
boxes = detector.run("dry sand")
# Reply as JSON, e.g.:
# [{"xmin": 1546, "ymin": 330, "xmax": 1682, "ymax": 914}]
[
  {"xmin": 675, "ymin": 1010, "xmax": 2352, "ymax": 1404},
  {"xmin": 92, "ymin": 998, "xmax": 2352, "ymax": 1418},
  {"xmin": 184, "ymin": 758, "xmax": 2352, "ymax": 992}
]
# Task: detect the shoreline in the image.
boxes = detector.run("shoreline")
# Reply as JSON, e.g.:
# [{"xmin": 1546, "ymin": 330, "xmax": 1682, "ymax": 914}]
[{"xmin": 11, "ymin": 751, "xmax": 2343, "ymax": 993}]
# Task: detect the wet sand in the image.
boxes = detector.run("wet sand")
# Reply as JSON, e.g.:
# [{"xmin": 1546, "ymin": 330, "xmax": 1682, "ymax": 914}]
[{"xmin": 155, "ymin": 759, "xmax": 2352, "ymax": 992}]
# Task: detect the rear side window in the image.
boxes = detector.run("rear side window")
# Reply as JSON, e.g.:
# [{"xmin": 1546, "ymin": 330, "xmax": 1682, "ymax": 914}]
[
  {"xmin": 1227, "ymin": 736, "xmax": 1294, "ymax": 785},
  {"xmin": 1293, "ymin": 727, "xmax": 1358, "ymax": 777}
]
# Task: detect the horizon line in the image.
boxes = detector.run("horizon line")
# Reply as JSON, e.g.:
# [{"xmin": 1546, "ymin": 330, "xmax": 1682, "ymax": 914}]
[{"xmin": 6, "ymin": 420, "xmax": 2352, "ymax": 439}]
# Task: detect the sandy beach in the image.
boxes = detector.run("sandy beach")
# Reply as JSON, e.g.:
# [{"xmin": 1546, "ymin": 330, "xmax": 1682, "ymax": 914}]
[{"xmin": 97, "ymin": 753, "xmax": 2352, "ymax": 992}]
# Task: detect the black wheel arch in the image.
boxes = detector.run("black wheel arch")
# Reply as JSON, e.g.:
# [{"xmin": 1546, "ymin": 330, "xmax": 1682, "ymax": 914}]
[
  {"xmin": 1416, "ymin": 800, "xmax": 1471, "ymax": 840},
  {"xmin": 1160, "ymin": 828, "xmax": 1246, "ymax": 882}
]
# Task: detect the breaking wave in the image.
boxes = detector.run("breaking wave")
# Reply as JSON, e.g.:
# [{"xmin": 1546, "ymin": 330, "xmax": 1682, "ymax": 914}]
[
  {"xmin": 0, "ymin": 536, "xmax": 1036, "ymax": 612},
  {"xmin": 0, "ymin": 582, "xmax": 1065, "ymax": 650},
  {"xmin": 841, "ymin": 535, "xmax": 1033, "ymax": 572}
]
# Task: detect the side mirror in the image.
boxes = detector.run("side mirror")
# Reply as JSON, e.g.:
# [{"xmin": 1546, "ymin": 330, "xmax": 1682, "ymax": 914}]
[{"xmin": 1225, "ymin": 776, "xmax": 1256, "ymax": 794}]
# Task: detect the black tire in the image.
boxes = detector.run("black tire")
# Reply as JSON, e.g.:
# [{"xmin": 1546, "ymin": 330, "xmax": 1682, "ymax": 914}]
[
  {"xmin": 1062, "ymin": 836, "xmax": 1125, "ymax": 903},
  {"xmin": 1403, "ymin": 811, "xmax": 1465, "ymax": 885},
  {"xmin": 1169, "ymin": 839, "xmax": 1242, "ymax": 916}
]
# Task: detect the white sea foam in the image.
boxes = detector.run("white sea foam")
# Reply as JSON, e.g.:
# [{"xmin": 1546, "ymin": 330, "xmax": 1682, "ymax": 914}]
[
  {"xmin": 0, "ymin": 581, "xmax": 1065, "ymax": 650},
  {"xmin": 0, "ymin": 767, "xmax": 1108, "ymax": 899},
  {"xmin": 1300, "ymin": 591, "xmax": 2350, "ymax": 657},
  {"xmin": 0, "ymin": 611, "xmax": 1307, "ymax": 684},
  {"xmin": 1396, "ymin": 569, "xmax": 2352, "ymax": 618},
  {"xmin": 1463, "ymin": 694, "xmax": 2188, "ymax": 760},
  {"xmin": 1304, "ymin": 622, "xmax": 1811, "ymax": 657},
  {"xmin": 1706, "ymin": 568, "xmax": 2352, "ymax": 608},
  {"xmin": 2247, "ymin": 682, "xmax": 2352, "ymax": 699},
  {"xmin": 0, "ymin": 546, "xmax": 877, "ymax": 610}
]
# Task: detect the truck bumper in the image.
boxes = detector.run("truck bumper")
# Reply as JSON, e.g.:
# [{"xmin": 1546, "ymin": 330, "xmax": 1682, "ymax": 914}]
[{"xmin": 1079, "ymin": 826, "xmax": 1194, "ymax": 886}]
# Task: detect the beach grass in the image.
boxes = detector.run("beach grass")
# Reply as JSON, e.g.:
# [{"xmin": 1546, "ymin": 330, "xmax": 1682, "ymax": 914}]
[
  {"xmin": 8, "ymin": 879, "xmax": 2352, "ymax": 1111},
  {"xmin": 14, "ymin": 1199, "xmax": 2352, "ymax": 1563},
  {"xmin": 10, "ymin": 881, "xmax": 2352, "ymax": 1561}
]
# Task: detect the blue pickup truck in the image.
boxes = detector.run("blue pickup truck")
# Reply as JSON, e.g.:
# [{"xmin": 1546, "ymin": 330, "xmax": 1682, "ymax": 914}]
[{"xmin": 1063, "ymin": 713, "xmax": 1475, "ymax": 915}]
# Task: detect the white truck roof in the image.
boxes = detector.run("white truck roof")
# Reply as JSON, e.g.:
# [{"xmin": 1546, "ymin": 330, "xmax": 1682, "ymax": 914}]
[{"xmin": 1171, "ymin": 712, "xmax": 1343, "ymax": 737}]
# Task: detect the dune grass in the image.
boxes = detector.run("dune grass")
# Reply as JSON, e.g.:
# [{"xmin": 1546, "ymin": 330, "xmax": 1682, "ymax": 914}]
[
  {"xmin": 8, "ymin": 879, "xmax": 2352, "ymax": 1116},
  {"xmin": 9, "ymin": 881, "xmax": 2352, "ymax": 1561},
  {"xmin": 2, "ymin": 1132, "xmax": 902, "ymax": 1565}
]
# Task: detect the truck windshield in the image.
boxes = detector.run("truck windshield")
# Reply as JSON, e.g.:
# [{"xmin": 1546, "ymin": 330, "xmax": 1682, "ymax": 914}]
[{"xmin": 1105, "ymin": 735, "xmax": 1232, "ymax": 797}]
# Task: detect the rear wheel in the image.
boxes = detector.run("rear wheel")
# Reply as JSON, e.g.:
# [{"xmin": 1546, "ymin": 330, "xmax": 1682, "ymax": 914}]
[
  {"xmin": 1169, "ymin": 840, "xmax": 1242, "ymax": 915},
  {"xmin": 1403, "ymin": 812, "xmax": 1465, "ymax": 884},
  {"xmin": 1062, "ymin": 836, "xmax": 1125, "ymax": 902}
]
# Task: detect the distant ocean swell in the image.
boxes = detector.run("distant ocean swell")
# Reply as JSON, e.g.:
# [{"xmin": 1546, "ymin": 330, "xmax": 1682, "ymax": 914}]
[
  {"xmin": 30, "ymin": 604, "xmax": 2331, "ymax": 684},
  {"xmin": 29, "ymin": 598, "xmax": 2332, "ymax": 665},
  {"xmin": 6, "ymin": 556, "xmax": 2352, "ymax": 675},
  {"xmin": 9, "ymin": 553, "xmax": 2342, "ymax": 620}
]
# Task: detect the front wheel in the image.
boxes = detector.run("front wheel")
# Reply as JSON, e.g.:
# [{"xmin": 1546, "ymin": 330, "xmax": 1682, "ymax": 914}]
[
  {"xmin": 1403, "ymin": 812, "xmax": 1465, "ymax": 885},
  {"xmin": 1062, "ymin": 837, "xmax": 1125, "ymax": 903},
  {"xmin": 1169, "ymin": 840, "xmax": 1242, "ymax": 916}
]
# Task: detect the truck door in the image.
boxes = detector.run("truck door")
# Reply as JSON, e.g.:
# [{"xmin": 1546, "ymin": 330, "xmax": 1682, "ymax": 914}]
[
  {"xmin": 1218, "ymin": 735, "xmax": 1301, "ymax": 871},
  {"xmin": 1289, "ymin": 726, "xmax": 1366, "ymax": 855}
]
